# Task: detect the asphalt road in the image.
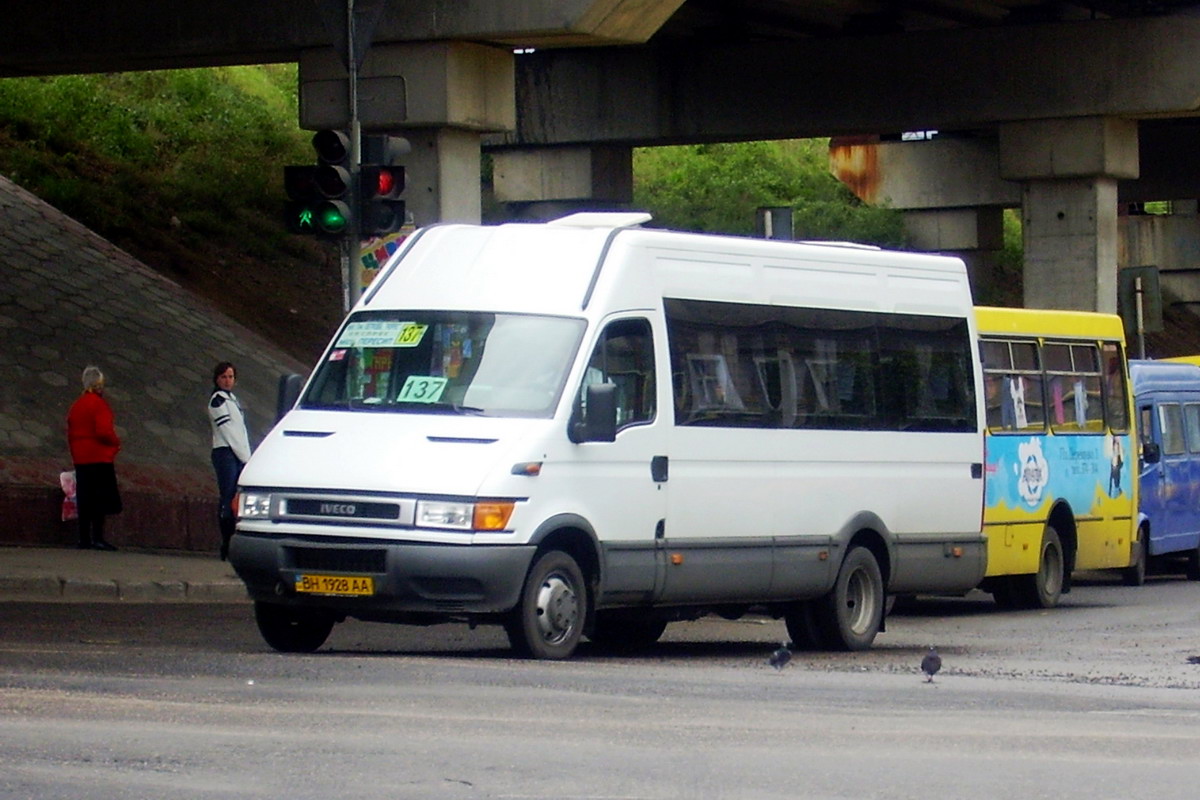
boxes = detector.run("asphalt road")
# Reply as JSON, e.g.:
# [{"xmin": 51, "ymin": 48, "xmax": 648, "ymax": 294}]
[{"xmin": 3, "ymin": 574, "xmax": 1200, "ymax": 800}]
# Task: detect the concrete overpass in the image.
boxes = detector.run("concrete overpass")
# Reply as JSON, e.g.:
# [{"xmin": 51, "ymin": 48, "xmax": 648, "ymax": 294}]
[{"xmin": 7, "ymin": 1, "xmax": 1200, "ymax": 312}]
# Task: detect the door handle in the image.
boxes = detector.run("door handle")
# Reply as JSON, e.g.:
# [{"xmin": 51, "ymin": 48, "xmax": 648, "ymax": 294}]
[{"xmin": 651, "ymin": 455, "xmax": 668, "ymax": 482}]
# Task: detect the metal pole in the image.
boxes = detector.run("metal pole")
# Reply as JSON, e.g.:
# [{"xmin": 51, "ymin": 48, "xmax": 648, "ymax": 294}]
[
  {"xmin": 345, "ymin": 0, "xmax": 363, "ymax": 310},
  {"xmin": 1135, "ymin": 275, "xmax": 1146, "ymax": 359}
]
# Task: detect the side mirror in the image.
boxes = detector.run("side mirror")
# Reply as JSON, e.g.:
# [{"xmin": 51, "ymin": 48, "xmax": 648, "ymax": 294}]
[
  {"xmin": 1142, "ymin": 441, "xmax": 1161, "ymax": 465},
  {"xmin": 569, "ymin": 383, "xmax": 617, "ymax": 443},
  {"xmin": 276, "ymin": 373, "xmax": 303, "ymax": 422}
]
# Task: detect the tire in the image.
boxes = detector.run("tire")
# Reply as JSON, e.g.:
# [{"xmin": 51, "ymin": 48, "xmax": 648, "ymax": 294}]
[
  {"xmin": 1185, "ymin": 544, "xmax": 1200, "ymax": 581},
  {"xmin": 1122, "ymin": 526, "xmax": 1148, "ymax": 587},
  {"xmin": 588, "ymin": 611, "xmax": 667, "ymax": 652},
  {"xmin": 812, "ymin": 546, "xmax": 885, "ymax": 651},
  {"xmin": 990, "ymin": 576, "xmax": 1020, "ymax": 609},
  {"xmin": 505, "ymin": 550, "xmax": 587, "ymax": 660},
  {"xmin": 783, "ymin": 601, "xmax": 823, "ymax": 651},
  {"xmin": 254, "ymin": 601, "xmax": 334, "ymax": 653},
  {"xmin": 1013, "ymin": 525, "xmax": 1064, "ymax": 609}
]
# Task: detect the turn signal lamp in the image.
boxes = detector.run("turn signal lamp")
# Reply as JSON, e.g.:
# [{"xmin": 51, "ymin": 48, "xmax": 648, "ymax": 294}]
[{"xmin": 473, "ymin": 501, "xmax": 515, "ymax": 531}]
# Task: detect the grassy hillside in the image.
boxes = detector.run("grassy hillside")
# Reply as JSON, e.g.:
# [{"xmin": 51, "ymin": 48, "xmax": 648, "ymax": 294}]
[{"xmin": 0, "ymin": 66, "xmax": 343, "ymax": 363}]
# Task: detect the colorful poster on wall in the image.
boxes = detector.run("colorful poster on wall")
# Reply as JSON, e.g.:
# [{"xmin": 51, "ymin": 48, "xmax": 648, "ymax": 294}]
[{"xmin": 358, "ymin": 225, "xmax": 416, "ymax": 294}]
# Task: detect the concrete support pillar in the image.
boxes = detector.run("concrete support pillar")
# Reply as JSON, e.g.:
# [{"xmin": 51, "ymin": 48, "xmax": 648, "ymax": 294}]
[
  {"xmin": 901, "ymin": 207, "xmax": 1004, "ymax": 303},
  {"xmin": 1000, "ymin": 117, "xmax": 1139, "ymax": 312},
  {"xmin": 404, "ymin": 128, "xmax": 484, "ymax": 226},
  {"xmin": 491, "ymin": 145, "xmax": 634, "ymax": 221},
  {"xmin": 1019, "ymin": 178, "xmax": 1121, "ymax": 312}
]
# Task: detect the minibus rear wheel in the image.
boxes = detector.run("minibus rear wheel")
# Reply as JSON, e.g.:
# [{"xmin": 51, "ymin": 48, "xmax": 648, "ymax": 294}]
[
  {"xmin": 254, "ymin": 601, "xmax": 335, "ymax": 653},
  {"xmin": 505, "ymin": 550, "xmax": 586, "ymax": 660},
  {"xmin": 812, "ymin": 546, "xmax": 884, "ymax": 651}
]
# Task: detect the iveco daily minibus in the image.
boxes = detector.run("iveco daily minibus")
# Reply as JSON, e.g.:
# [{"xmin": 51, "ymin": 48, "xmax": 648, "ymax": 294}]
[{"xmin": 230, "ymin": 213, "xmax": 987, "ymax": 659}]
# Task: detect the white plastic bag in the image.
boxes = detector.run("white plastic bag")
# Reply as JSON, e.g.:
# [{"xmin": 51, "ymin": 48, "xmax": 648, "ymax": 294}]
[{"xmin": 60, "ymin": 470, "xmax": 77, "ymax": 522}]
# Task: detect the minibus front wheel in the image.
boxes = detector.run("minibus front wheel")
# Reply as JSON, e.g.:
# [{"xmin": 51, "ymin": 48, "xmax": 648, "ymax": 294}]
[
  {"xmin": 254, "ymin": 601, "xmax": 335, "ymax": 653},
  {"xmin": 1014, "ymin": 525, "xmax": 1064, "ymax": 609},
  {"xmin": 506, "ymin": 550, "xmax": 586, "ymax": 660},
  {"xmin": 1122, "ymin": 525, "xmax": 1148, "ymax": 587}
]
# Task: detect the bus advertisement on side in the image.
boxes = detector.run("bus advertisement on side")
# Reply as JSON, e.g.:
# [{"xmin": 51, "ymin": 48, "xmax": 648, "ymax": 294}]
[{"xmin": 975, "ymin": 306, "xmax": 1138, "ymax": 608}]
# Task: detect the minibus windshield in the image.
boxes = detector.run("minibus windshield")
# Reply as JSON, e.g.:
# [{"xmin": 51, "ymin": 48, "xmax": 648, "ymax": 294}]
[{"xmin": 301, "ymin": 310, "xmax": 586, "ymax": 417}]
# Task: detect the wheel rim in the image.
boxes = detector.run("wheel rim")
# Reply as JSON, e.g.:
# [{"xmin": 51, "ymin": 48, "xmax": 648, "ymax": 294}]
[
  {"xmin": 844, "ymin": 567, "xmax": 877, "ymax": 635},
  {"xmin": 535, "ymin": 571, "xmax": 579, "ymax": 645}
]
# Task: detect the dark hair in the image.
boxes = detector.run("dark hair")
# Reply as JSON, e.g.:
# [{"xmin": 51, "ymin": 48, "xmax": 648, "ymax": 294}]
[{"xmin": 212, "ymin": 361, "xmax": 237, "ymax": 387}]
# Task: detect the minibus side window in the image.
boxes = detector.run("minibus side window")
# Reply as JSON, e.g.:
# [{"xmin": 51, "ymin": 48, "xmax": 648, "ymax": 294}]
[
  {"xmin": 1139, "ymin": 405, "xmax": 1155, "ymax": 448},
  {"xmin": 1184, "ymin": 404, "xmax": 1200, "ymax": 453},
  {"xmin": 1044, "ymin": 342, "xmax": 1104, "ymax": 433},
  {"xmin": 1101, "ymin": 342, "xmax": 1129, "ymax": 432},
  {"xmin": 980, "ymin": 338, "xmax": 1045, "ymax": 433},
  {"xmin": 1160, "ymin": 404, "xmax": 1185, "ymax": 455},
  {"xmin": 666, "ymin": 298, "xmax": 974, "ymax": 431},
  {"xmin": 581, "ymin": 318, "xmax": 655, "ymax": 429}
]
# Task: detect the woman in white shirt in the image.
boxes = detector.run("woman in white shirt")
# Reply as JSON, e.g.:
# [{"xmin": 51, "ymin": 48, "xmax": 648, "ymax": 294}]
[{"xmin": 209, "ymin": 361, "xmax": 252, "ymax": 560}]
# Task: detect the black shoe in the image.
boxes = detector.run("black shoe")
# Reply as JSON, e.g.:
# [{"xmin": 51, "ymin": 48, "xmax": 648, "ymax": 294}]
[
  {"xmin": 92, "ymin": 540, "xmax": 117, "ymax": 552},
  {"xmin": 77, "ymin": 542, "xmax": 92, "ymax": 550}
]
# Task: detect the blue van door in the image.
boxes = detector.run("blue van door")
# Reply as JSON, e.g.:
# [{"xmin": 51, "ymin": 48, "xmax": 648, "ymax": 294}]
[{"xmin": 1148, "ymin": 402, "xmax": 1194, "ymax": 555}]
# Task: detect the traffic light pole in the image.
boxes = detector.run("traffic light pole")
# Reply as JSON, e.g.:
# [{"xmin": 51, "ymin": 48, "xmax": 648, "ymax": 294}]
[{"xmin": 343, "ymin": 0, "xmax": 364, "ymax": 312}]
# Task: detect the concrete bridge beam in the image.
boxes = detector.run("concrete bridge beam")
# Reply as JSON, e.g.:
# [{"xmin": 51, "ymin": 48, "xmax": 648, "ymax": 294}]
[{"xmin": 491, "ymin": 145, "xmax": 633, "ymax": 220}]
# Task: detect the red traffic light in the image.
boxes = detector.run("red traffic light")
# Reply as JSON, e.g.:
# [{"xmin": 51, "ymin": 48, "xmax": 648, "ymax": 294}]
[{"xmin": 361, "ymin": 165, "xmax": 405, "ymax": 200}]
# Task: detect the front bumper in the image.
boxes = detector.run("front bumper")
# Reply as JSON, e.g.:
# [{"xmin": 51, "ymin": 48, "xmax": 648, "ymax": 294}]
[{"xmin": 229, "ymin": 530, "xmax": 535, "ymax": 618}]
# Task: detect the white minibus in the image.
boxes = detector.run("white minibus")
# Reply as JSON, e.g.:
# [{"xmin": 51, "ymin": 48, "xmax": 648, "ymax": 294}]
[{"xmin": 230, "ymin": 213, "xmax": 987, "ymax": 659}]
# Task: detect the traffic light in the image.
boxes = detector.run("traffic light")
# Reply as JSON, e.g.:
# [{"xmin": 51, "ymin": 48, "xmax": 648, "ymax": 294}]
[
  {"xmin": 360, "ymin": 134, "xmax": 408, "ymax": 238},
  {"xmin": 360, "ymin": 164, "xmax": 406, "ymax": 237},
  {"xmin": 282, "ymin": 129, "xmax": 354, "ymax": 238}
]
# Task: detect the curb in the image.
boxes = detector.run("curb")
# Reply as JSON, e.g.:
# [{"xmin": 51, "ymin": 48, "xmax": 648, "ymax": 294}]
[{"xmin": 0, "ymin": 575, "xmax": 249, "ymax": 603}]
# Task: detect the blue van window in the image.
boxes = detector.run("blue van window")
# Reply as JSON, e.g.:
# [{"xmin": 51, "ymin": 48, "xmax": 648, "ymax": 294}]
[
  {"xmin": 1160, "ymin": 404, "xmax": 1186, "ymax": 455},
  {"xmin": 1185, "ymin": 404, "xmax": 1200, "ymax": 453}
]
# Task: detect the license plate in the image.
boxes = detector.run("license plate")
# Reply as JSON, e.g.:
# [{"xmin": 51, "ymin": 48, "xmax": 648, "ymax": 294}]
[{"xmin": 295, "ymin": 574, "xmax": 375, "ymax": 596}]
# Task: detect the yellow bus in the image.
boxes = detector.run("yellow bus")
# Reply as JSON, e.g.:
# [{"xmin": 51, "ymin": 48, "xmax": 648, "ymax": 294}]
[{"xmin": 975, "ymin": 306, "xmax": 1138, "ymax": 608}]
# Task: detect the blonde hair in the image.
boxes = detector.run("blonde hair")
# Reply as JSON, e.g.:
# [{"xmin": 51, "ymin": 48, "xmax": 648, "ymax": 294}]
[{"xmin": 81, "ymin": 365, "xmax": 105, "ymax": 392}]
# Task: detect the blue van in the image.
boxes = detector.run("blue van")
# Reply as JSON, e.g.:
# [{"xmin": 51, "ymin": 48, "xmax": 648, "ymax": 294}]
[{"xmin": 1129, "ymin": 359, "xmax": 1200, "ymax": 583}]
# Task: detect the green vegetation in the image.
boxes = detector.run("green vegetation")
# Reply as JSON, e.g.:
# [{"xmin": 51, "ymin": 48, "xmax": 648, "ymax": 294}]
[
  {"xmin": 633, "ymin": 139, "xmax": 909, "ymax": 246},
  {"xmin": 0, "ymin": 66, "xmax": 341, "ymax": 361}
]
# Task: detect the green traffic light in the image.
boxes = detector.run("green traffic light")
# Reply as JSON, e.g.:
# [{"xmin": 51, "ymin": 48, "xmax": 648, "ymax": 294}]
[
  {"xmin": 297, "ymin": 208, "xmax": 315, "ymax": 229},
  {"xmin": 318, "ymin": 203, "xmax": 347, "ymax": 233}
]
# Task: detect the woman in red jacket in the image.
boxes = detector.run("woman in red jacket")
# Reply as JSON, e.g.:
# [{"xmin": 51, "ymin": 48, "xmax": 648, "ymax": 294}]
[{"xmin": 66, "ymin": 365, "xmax": 122, "ymax": 550}]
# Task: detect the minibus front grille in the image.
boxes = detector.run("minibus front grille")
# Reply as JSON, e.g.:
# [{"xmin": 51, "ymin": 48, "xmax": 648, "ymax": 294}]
[{"xmin": 275, "ymin": 494, "xmax": 416, "ymax": 527}]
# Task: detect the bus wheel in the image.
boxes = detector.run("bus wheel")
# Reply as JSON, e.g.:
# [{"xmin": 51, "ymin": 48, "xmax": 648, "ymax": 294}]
[
  {"xmin": 1185, "ymin": 544, "xmax": 1200, "ymax": 581},
  {"xmin": 1015, "ymin": 525, "xmax": 1064, "ymax": 609},
  {"xmin": 588, "ymin": 611, "xmax": 667, "ymax": 652},
  {"xmin": 505, "ymin": 550, "xmax": 586, "ymax": 660},
  {"xmin": 784, "ymin": 601, "xmax": 822, "ymax": 651},
  {"xmin": 812, "ymin": 546, "xmax": 884, "ymax": 651},
  {"xmin": 254, "ymin": 601, "xmax": 334, "ymax": 653},
  {"xmin": 1122, "ymin": 526, "xmax": 1148, "ymax": 587},
  {"xmin": 990, "ymin": 577, "xmax": 1020, "ymax": 609}
]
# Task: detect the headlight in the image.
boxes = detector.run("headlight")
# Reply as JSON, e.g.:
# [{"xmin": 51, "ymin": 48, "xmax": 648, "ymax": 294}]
[
  {"xmin": 239, "ymin": 492, "xmax": 272, "ymax": 518},
  {"xmin": 415, "ymin": 500, "xmax": 473, "ymax": 530},
  {"xmin": 415, "ymin": 500, "xmax": 515, "ymax": 531}
]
